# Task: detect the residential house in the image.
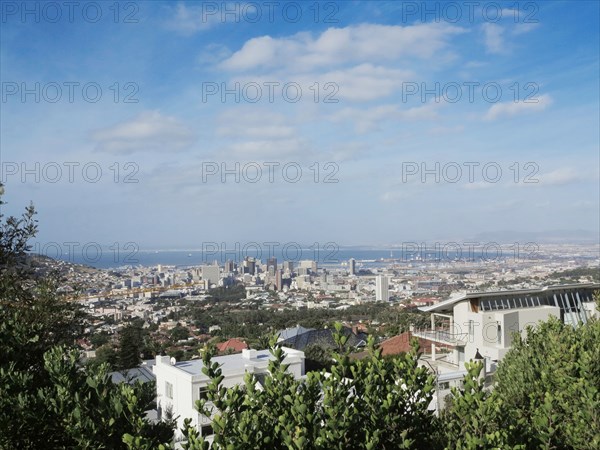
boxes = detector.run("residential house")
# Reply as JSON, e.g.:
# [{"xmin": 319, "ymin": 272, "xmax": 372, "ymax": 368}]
[
  {"xmin": 216, "ymin": 338, "xmax": 248, "ymax": 354},
  {"xmin": 413, "ymin": 283, "xmax": 599, "ymax": 372},
  {"xmin": 153, "ymin": 348, "xmax": 305, "ymax": 438}
]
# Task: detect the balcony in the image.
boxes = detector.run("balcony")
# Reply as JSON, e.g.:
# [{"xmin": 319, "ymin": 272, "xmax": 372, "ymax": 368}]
[{"xmin": 412, "ymin": 329, "xmax": 467, "ymax": 346}]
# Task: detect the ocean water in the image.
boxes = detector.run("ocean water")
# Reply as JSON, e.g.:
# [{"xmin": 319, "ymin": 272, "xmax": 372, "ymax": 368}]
[{"xmin": 39, "ymin": 245, "xmax": 532, "ymax": 269}]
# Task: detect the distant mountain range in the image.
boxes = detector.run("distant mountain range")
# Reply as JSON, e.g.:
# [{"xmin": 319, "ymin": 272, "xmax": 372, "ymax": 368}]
[
  {"xmin": 469, "ymin": 229, "xmax": 599, "ymax": 244},
  {"xmin": 342, "ymin": 230, "xmax": 600, "ymax": 248}
]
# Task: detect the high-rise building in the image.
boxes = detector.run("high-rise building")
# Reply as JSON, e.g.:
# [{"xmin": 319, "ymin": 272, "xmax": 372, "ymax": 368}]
[
  {"xmin": 299, "ymin": 260, "xmax": 317, "ymax": 274},
  {"xmin": 376, "ymin": 275, "xmax": 390, "ymax": 302},
  {"xmin": 267, "ymin": 257, "xmax": 277, "ymax": 276},
  {"xmin": 283, "ymin": 260, "xmax": 294, "ymax": 274},
  {"xmin": 242, "ymin": 257, "xmax": 256, "ymax": 275},
  {"xmin": 225, "ymin": 260, "xmax": 235, "ymax": 273},
  {"xmin": 201, "ymin": 264, "xmax": 220, "ymax": 287},
  {"xmin": 275, "ymin": 269, "xmax": 283, "ymax": 291},
  {"xmin": 348, "ymin": 258, "xmax": 356, "ymax": 275}
]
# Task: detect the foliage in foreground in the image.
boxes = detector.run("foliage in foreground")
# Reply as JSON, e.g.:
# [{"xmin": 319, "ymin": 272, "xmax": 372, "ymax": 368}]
[
  {"xmin": 441, "ymin": 301, "xmax": 600, "ymax": 450},
  {"xmin": 0, "ymin": 184, "xmax": 174, "ymax": 449},
  {"xmin": 125, "ymin": 312, "xmax": 600, "ymax": 450},
  {"xmin": 126, "ymin": 324, "xmax": 440, "ymax": 450}
]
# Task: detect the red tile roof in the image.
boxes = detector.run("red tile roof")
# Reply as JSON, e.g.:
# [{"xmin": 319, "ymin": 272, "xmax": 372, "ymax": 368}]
[
  {"xmin": 216, "ymin": 338, "xmax": 248, "ymax": 353},
  {"xmin": 378, "ymin": 332, "xmax": 436, "ymax": 356}
]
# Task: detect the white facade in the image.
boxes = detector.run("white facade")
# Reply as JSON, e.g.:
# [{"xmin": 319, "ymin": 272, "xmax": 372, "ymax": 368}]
[
  {"xmin": 153, "ymin": 348, "xmax": 305, "ymax": 438},
  {"xmin": 348, "ymin": 258, "xmax": 356, "ymax": 275},
  {"xmin": 201, "ymin": 265, "xmax": 220, "ymax": 287},
  {"xmin": 298, "ymin": 260, "xmax": 318, "ymax": 273},
  {"xmin": 414, "ymin": 284, "xmax": 600, "ymax": 369},
  {"xmin": 375, "ymin": 275, "xmax": 390, "ymax": 301}
]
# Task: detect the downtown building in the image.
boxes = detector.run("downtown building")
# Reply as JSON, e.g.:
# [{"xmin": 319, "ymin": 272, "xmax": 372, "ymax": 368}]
[{"xmin": 376, "ymin": 274, "xmax": 390, "ymax": 301}]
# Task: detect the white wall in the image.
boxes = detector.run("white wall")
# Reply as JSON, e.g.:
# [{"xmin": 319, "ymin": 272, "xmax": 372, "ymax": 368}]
[
  {"xmin": 451, "ymin": 302, "xmax": 561, "ymax": 365},
  {"xmin": 154, "ymin": 348, "xmax": 305, "ymax": 438}
]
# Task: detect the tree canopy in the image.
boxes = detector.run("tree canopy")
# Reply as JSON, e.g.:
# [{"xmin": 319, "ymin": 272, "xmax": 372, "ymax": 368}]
[{"xmin": 0, "ymin": 184, "xmax": 174, "ymax": 449}]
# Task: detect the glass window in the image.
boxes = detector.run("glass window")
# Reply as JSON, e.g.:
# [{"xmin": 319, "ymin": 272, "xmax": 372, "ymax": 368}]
[
  {"xmin": 201, "ymin": 424, "xmax": 214, "ymax": 437},
  {"xmin": 199, "ymin": 386, "xmax": 209, "ymax": 401}
]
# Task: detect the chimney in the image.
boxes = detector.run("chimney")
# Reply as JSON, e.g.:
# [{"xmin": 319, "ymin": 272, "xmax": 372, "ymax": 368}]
[
  {"xmin": 242, "ymin": 349, "xmax": 257, "ymax": 360},
  {"xmin": 156, "ymin": 355, "xmax": 171, "ymax": 365}
]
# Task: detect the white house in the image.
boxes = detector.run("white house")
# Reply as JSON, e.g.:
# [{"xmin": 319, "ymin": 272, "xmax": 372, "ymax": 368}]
[
  {"xmin": 413, "ymin": 283, "xmax": 599, "ymax": 372},
  {"xmin": 153, "ymin": 348, "xmax": 305, "ymax": 438}
]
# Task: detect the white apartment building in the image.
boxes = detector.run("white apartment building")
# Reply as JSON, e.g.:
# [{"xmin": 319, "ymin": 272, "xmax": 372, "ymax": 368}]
[
  {"xmin": 375, "ymin": 274, "xmax": 390, "ymax": 301},
  {"xmin": 153, "ymin": 348, "xmax": 305, "ymax": 438},
  {"xmin": 413, "ymin": 283, "xmax": 599, "ymax": 371}
]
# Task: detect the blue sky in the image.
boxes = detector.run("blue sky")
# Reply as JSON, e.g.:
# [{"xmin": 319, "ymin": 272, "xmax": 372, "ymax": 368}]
[{"xmin": 1, "ymin": 1, "xmax": 598, "ymax": 250}]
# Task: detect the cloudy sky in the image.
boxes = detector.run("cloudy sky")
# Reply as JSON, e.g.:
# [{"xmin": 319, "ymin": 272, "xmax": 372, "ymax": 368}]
[{"xmin": 1, "ymin": 1, "xmax": 598, "ymax": 250}]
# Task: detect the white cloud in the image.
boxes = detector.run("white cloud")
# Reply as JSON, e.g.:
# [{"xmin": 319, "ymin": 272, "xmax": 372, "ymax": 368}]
[
  {"xmin": 214, "ymin": 109, "xmax": 308, "ymax": 159},
  {"xmin": 327, "ymin": 142, "xmax": 369, "ymax": 162},
  {"xmin": 90, "ymin": 111, "xmax": 195, "ymax": 154},
  {"xmin": 229, "ymin": 64, "xmax": 414, "ymax": 103},
  {"xmin": 165, "ymin": 2, "xmax": 221, "ymax": 34},
  {"xmin": 317, "ymin": 64, "xmax": 413, "ymax": 102},
  {"xmin": 381, "ymin": 191, "xmax": 411, "ymax": 202},
  {"xmin": 481, "ymin": 19, "xmax": 539, "ymax": 54},
  {"xmin": 216, "ymin": 109, "xmax": 296, "ymax": 137},
  {"xmin": 512, "ymin": 22, "xmax": 539, "ymax": 36},
  {"xmin": 227, "ymin": 139, "xmax": 307, "ymax": 158},
  {"xmin": 165, "ymin": 2, "xmax": 259, "ymax": 35},
  {"xmin": 331, "ymin": 102, "xmax": 442, "ymax": 133},
  {"xmin": 220, "ymin": 23, "xmax": 466, "ymax": 72},
  {"xmin": 484, "ymin": 94, "xmax": 552, "ymax": 120},
  {"xmin": 482, "ymin": 23, "xmax": 506, "ymax": 54},
  {"xmin": 428, "ymin": 125, "xmax": 465, "ymax": 135},
  {"xmin": 538, "ymin": 168, "xmax": 578, "ymax": 186}
]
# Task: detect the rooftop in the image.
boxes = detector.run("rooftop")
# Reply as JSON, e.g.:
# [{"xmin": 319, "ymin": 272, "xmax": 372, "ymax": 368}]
[
  {"xmin": 158, "ymin": 348, "xmax": 303, "ymax": 377},
  {"xmin": 419, "ymin": 283, "xmax": 600, "ymax": 313},
  {"xmin": 110, "ymin": 360, "xmax": 156, "ymax": 384}
]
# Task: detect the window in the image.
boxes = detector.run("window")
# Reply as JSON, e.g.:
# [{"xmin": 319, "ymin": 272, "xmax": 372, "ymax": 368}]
[
  {"xmin": 497, "ymin": 323, "xmax": 502, "ymax": 345},
  {"xmin": 468, "ymin": 320, "xmax": 474, "ymax": 340},
  {"xmin": 200, "ymin": 424, "xmax": 214, "ymax": 437},
  {"xmin": 165, "ymin": 381, "xmax": 173, "ymax": 399},
  {"xmin": 255, "ymin": 373, "xmax": 267, "ymax": 387},
  {"xmin": 199, "ymin": 386, "xmax": 209, "ymax": 401}
]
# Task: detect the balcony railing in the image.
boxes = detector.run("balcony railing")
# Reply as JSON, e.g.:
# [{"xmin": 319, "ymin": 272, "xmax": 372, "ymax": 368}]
[{"xmin": 412, "ymin": 329, "xmax": 467, "ymax": 346}]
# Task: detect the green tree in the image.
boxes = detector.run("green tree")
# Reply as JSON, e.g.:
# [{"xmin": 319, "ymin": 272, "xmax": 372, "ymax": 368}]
[
  {"xmin": 442, "ymin": 296, "xmax": 600, "ymax": 450},
  {"xmin": 92, "ymin": 343, "xmax": 119, "ymax": 370},
  {"xmin": 156, "ymin": 324, "xmax": 438, "ymax": 450},
  {"xmin": 0, "ymin": 184, "xmax": 175, "ymax": 448},
  {"xmin": 90, "ymin": 331, "xmax": 111, "ymax": 348},
  {"xmin": 169, "ymin": 324, "xmax": 190, "ymax": 343},
  {"xmin": 0, "ymin": 192, "xmax": 84, "ymax": 378},
  {"xmin": 492, "ymin": 313, "xmax": 600, "ymax": 450},
  {"xmin": 117, "ymin": 323, "xmax": 145, "ymax": 370},
  {"xmin": 303, "ymin": 343, "xmax": 333, "ymax": 372},
  {"xmin": 442, "ymin": 362, "xmax": 523, "ymax": 450}
]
